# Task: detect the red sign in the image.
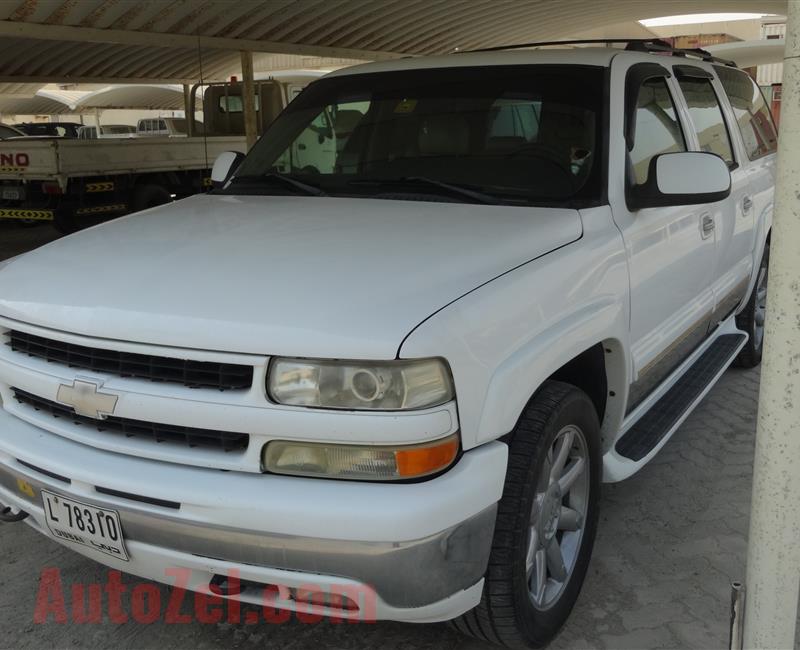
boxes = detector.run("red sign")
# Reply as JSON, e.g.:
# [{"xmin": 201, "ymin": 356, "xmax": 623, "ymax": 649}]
[{"xmin": 0, "ymin": 153, "xmax": 30, "ymax": 167}]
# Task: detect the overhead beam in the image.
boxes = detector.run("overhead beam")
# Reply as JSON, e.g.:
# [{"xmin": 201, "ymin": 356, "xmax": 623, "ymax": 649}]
[{"xmin": 0, "ymin": 20, "xmax": 400, "ymax": 60}]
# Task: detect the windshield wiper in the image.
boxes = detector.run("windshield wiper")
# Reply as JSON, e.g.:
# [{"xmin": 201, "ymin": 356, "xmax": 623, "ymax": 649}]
[
  {"xmin": 349, "ymin": 176, "xmax": 500, "ymax": 204},
  {"xmin": 230, "ymin": 173, "xmax": 326, "ymax": 196}
]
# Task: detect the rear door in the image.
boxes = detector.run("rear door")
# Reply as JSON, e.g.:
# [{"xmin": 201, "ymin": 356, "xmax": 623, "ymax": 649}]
[
  {"xmin": 714, "ymin": 66, "xmax": 778, "ymax": 262},
  {"xmin": 672, "ymin": 64, "xmax": 753, "ymax": 326},
  {"xmin": 609, "ymin": 59, "xmax": 718, "ymax": 412}
]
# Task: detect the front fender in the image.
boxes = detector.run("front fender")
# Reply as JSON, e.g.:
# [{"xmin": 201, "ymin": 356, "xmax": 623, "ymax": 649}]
[
  {"xmin": 477, "ymin": 300, "xmax": 629, "ymax": 450},
  {"xmin": 400, "ymin": 206, "xmax": 630, "ymax": 450}
]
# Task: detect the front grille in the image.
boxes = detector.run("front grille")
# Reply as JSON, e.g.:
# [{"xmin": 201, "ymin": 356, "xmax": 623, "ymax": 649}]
[
  {"xmin": 7, "ymin": 330, "xmax": 253, "ymax": 391},
  {"xmin": 12, "ymin": 388, "xmax": 249, "ymax": 453}
]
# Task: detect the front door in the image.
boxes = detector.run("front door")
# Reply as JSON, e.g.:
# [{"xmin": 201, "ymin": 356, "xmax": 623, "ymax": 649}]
[{"xmin": 609, "ymin": 61, "xmax": 718, "ymax": 412}]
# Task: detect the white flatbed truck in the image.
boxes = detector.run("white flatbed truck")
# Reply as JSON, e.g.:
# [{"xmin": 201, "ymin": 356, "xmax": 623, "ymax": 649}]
[{"xmin": 0, "ymin": 76, "xmax": 316, "ymax": 232}]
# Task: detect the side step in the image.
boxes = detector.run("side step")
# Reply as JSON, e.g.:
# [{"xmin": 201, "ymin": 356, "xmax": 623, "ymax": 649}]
[{"xmin": 615, "ymin": 333, "xmax": 746, "ymax": 462}]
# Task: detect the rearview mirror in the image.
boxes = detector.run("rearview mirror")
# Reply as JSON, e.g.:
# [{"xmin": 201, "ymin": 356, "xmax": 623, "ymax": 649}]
[
  {"xmin": 628, "ymin": 152, "xmax": 731, "ymax": 211},
  {"xmin": 211, "ymin": 151, "xmax": 245, "ymax": 188}
]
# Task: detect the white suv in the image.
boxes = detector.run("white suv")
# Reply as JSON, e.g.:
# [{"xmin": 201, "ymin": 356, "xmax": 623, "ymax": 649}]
[{"xmin": 0, "ymin": 45, "xmax": 776, "ymax": 647}]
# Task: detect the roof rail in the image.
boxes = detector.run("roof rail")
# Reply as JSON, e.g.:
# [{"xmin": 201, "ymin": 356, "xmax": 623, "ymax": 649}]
[{"xmin": 462, "ymin": 38, "xmax": 738, "ymax": 67}]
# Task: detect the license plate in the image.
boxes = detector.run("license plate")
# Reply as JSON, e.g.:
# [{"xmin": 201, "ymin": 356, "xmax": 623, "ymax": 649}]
[
  {"xmin": 2, "ymin": 188, "xmax": 22, "ymax": 200},
  {"xmin": 42, "ymin": 490, "xmax": 129, "ymax": 561}
]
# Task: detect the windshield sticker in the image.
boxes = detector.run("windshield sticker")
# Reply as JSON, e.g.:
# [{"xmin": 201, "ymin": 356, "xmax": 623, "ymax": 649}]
[{"xmin": 394, "ymin": 99, "xmax": 418, "ymax": 113}]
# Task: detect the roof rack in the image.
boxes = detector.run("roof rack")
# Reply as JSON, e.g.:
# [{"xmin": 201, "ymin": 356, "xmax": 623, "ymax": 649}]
[{"xmin": 463, "ymin": 38, "xmax": 738, "ymax": 67}]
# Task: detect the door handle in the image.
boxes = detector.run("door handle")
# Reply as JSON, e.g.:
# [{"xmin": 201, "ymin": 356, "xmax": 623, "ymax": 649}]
[
  {"xmin": 742, "ymin": 196, "xmax": 753, "ymax": 213},
  {"xmin": 701, "ymin": 214, "xmax": 715, "ymax": 239}
]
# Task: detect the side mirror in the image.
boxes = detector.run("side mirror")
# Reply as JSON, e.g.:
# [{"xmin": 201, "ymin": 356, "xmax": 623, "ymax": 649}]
[
  {"xmin": 211, "ymin": 151, "xmax": 245, "ymax": 188},
  {"xmin": 628, "ymin": 152, "xmax": 731, "ymax": 211}
]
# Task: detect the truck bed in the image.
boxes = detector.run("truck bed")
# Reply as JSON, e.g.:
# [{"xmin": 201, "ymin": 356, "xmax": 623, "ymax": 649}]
[{"xmin": 0, "ymin": 136, "xmax": 247, "ymax": 186}]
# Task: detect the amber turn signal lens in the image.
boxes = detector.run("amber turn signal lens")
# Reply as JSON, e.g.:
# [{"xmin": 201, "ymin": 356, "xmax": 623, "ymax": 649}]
[{"xmin": 395, "ymin": 435, "xmax": 460, "ymax": 478}]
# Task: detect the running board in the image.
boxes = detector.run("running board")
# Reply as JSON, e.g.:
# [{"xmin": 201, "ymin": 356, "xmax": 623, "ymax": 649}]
[{"xmin": 615, "ymin": 333, "xmax": 746, "ymax": 462}]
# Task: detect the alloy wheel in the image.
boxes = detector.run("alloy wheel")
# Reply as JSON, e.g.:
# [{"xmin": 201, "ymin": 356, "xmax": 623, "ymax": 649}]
[{"xmin": 526, "ymin": 424, "xmax": 590, "ymax": 610}]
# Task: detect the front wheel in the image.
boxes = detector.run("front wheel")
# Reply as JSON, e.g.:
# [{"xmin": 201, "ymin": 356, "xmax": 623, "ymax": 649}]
[
  {"xmin": 452, "ymin": 381, "xmax": 601, "ymax": 648},
  {"xmin": 735, "ymin": 242, "xmax": 769, "ymax": 368}
]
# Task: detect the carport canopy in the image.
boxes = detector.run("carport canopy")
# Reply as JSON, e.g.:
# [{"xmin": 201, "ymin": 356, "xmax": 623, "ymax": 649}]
[
  {"xmin": 0, "ymin": 0, "xmax": 788, "ymax": 83},
  {"xmin": 75, "ymin": 84, "xmax": 186, "ymax": 111},
  {"xmin": 0, "ymin": 87, "xmax": 85, "ymax": 115}
]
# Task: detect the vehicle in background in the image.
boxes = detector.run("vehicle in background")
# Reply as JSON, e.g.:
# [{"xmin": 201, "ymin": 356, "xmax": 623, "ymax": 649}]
[
  {"xmin": 136, "ymin": 117, "xmax": 204, "ymax": 137},
  {"xmin": 0, "ymin": 124, "xmax": 24, "ymax": 139},
  {"xmin": 11, "ymin": 122, "xmax": 82, "ymax": 138},
  {"xmin": 0, "ymin": 74, "xmax": 323, "ymax": 233},
  {"xmin": 76, "ymin": 124, "xmax": 137, "ymax": 140}
]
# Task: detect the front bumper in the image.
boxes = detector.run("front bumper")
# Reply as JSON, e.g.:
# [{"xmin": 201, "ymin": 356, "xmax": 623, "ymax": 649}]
[{"xmin": 0, "ymin": 407, "xmax": 507, "ymax": 622}]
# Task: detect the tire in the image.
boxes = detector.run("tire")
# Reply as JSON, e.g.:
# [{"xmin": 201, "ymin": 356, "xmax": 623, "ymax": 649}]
[
  {"xmin": 131, "ymin": 184, "xmax": 172, "ymax": 212},
  {"xmin": 734, "ymin": 242, "xmax": 769, "ymax": 368},
  {"xmin": 452, "ymin": 381, "xmax": 601, "ymax": 649}
]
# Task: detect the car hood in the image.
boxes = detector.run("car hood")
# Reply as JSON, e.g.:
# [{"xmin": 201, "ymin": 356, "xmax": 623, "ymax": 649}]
[{"xmin": 0, "ymin": 194, "xmax": 582, "ymax": 358}]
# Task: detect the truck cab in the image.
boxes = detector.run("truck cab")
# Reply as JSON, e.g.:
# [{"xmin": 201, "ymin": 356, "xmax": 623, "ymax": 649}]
[
  {"xmin": 136, "ymin": 118, "xmax": 204, "ymax": 137},
  {"xmin": 76, "ymin": 124, "xmax": 137, "ymax": 139}
]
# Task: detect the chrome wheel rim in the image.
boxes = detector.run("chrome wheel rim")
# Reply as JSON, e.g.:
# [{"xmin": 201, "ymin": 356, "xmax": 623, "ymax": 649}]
[
  {"xmin": 753, "ymin": 265, "xmax": 768, "ymax": 350},
  {"xmin": 526, "ymin": 424, "xmax": 590, "ymax": 610}
]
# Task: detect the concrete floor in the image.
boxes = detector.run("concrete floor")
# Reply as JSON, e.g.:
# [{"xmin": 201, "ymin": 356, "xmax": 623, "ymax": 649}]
[{"xmin": 0, "ymin": 221, "xmax": 775, "ymax": 649}]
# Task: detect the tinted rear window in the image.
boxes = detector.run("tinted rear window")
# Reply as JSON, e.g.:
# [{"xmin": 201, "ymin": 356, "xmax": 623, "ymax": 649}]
[{"xmin": 715, "ymin": 66, "xmax": 778, "ymax": 160}]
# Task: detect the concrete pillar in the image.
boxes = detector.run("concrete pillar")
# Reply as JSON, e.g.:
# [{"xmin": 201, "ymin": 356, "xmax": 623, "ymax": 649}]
[
  {"xmin": 183, "ymin": 84, "xmax": 194, "ymax": 137},
  {"xmin": 743, "ymin": 2, "xmax": 800, "ymax": 649},
  {"xmin": 240, "ymin": 50, "xmax": 257, "ymax": 150}
]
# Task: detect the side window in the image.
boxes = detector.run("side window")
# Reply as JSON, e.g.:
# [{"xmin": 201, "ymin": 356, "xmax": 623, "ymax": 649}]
[
  {"xmin": 629, "ymin": 78, "xmax": 686, "ymax": 185},
  {"xmin": 715, "ymin": 66, "xmax": 778, "ymax": 160},
  {"xmin": 677, "ymin": 76, "xmax": 734, "ymax": 165}
]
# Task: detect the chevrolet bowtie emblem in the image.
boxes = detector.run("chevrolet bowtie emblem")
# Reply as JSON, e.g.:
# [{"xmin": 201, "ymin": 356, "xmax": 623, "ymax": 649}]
[{"xmin": 56, "ymin": 380, "xmax": 118, "ymax": 420}]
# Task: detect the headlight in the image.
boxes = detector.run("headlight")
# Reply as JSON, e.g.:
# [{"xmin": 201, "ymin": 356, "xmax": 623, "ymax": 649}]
[
  {"xmin": 262, "ymin": 433, "xmax": 460, "ymax": 481},
  {"xmin": 267, "ymin": 357, "xmax": 454, "ymax": 410}
]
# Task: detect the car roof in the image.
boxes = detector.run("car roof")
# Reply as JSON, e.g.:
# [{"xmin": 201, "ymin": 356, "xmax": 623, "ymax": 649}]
[
  {"xmin": 325, "ymin": 48, "xmax": 621, "ymax": 78},
  {"xmin": 324, "ymin": 47, "xmax": 736, "ymax": 78}
]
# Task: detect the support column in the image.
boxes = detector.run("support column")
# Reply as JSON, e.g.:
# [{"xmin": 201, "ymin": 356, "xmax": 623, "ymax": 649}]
[
  {"xmin": 183, "ymin": 84, "xmax": 194, "ymax": 137},
  {"xmin": 743, "ymin": 2, "xmax": 800, "ymax": 648},
  {"xmin": 240, "ymin": 50, "xmax": 257, "ymax": 150}
]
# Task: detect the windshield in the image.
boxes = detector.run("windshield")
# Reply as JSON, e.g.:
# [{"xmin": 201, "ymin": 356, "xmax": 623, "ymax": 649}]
[{"xmin": 230, "ymin": 65, "xmax": 606, "ymax": 206}]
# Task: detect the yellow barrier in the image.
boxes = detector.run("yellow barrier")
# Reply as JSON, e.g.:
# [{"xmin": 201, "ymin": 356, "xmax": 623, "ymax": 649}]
[
  {"xmin": 0, "ymin": 208, "xmax": 54, "ymax": 221},
  {"xmin": 85, "ymin": 182, "xmax": 115, "ymax": 193},
  {"xmin": 75, "ymin": 204, "xmax": 126, "ymax": 215}
]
